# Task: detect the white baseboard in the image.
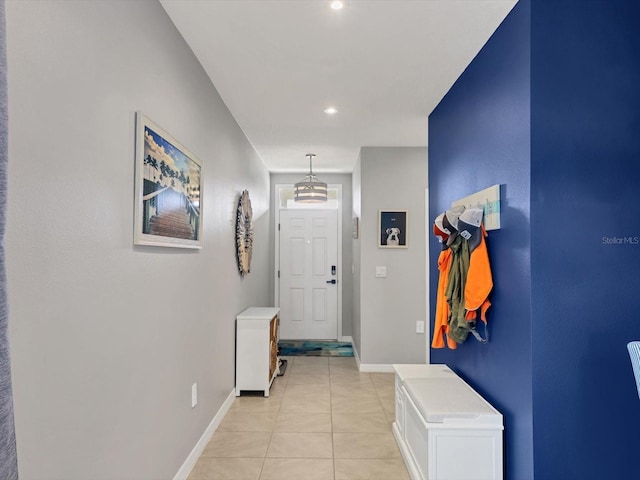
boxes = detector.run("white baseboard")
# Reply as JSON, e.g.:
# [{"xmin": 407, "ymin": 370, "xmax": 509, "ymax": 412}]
[
  {"xmin": 172, "ymin": 389, "xmax": 235, "ymax": 480},
  {"xmin": 352, "ymin": 340, "xmax": 361, "ymax": 370},
  {"xmin": 339, "ymin": 335, "xmax": 353, "ymax": 343},
  {"xmin": 350, "ymin": 339, "xmax": 396, "ymax": 373},
  {"xmin": 359, "ymin": 363, "xmax": 395, "ymax": 373}
]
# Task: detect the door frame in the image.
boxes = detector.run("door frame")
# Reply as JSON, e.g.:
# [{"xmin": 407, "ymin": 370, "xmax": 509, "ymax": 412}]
[{"xmin": 274, "ymin": 184, "xmax": 344, "ymax": 341}]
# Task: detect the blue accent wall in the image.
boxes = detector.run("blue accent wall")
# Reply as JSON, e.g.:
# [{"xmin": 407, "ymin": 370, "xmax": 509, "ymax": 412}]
[
  {"xmin": 430, "ymin": 0, "xmax": 640, "ymax": 478},
  {"xmin": 429, "ymin": 2, "xmax": 532, "ymax": 478},
  {"xmin": 531, "ymin": 1, "xmax": 640, "ymax": 478}
]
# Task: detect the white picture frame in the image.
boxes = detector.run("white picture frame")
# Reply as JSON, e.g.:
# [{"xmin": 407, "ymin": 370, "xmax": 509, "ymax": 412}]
[{"xmin": 134, "ymin": 112, "xmax": 203, "ymax": 248}]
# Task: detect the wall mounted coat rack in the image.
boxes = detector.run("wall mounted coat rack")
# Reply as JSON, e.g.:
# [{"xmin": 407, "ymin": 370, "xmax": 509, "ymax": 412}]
[{"xmin": 451, "ymin": 184, "xmax": 501, "ymax": 231}]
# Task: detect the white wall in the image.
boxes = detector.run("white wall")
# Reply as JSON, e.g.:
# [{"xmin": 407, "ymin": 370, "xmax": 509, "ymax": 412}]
[
  {"xmin": 5, "ymin": 1, "xmax": 270, "ymax": 479},
  {"xmin": 269, "ymin": 173, "xmax": 352, "ymax": 337},
  {"xmin": 357, "ymin": 147, "xmax": 428, "ymax": 365}
]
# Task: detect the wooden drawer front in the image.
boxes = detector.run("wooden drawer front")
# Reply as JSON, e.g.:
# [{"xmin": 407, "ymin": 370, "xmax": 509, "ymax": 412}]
[
  {"xmin": 270, "ymin": 315, "xmax": 279, "ymax": 341},
  {"xmin": 268, "ymin": 315, "xmax": 279, "ymax": 380},
  {"xmin": 269, "ymin": 340, "xmax": 277, "ymax": 379}
]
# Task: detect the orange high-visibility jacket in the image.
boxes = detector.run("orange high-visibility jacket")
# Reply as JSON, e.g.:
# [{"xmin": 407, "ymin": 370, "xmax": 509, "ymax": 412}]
[
  {"xmin": 431, "ymin": 247, "xmax": 457, "ymax": 349},
  {"xmin": 464, "ymin": 225, "xmax": 493, "ymax": 327}
]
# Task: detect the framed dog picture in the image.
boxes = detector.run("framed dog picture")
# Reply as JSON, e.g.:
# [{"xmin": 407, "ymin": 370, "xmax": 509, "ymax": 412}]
[{"xmin": 378, "ymin": 210, "xmax": 408, "ymax": 248}]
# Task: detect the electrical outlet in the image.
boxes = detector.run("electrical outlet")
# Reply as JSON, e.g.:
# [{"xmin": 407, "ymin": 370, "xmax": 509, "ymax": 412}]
[
  {"xmin": 416, "ymin": 321, "xmax": 425, "ymax": 334},
  {"xmin": 191, "ymin": 383, "xmax": 198, "ymax": 408}
]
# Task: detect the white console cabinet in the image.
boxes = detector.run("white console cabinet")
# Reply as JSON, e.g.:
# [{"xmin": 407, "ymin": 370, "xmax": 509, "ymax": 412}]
[
  {"xmin": 392, "ymin": 364, "xmax": 503, "ymax": 480},
  {"xmin": 235, "ymin": 307, "xmax": 280, "ymax": 397}
]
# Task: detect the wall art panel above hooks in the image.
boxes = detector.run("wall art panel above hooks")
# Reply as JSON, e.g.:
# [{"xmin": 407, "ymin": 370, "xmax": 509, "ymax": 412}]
[{"xmin": 451, "ymin": 184, "xmax": 501, "ymax": 231}]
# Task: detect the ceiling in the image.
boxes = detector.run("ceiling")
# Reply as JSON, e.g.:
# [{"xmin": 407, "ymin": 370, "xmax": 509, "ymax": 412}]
[{"xmin": 160, "ymin": 0, "xmax": 517, "ymax": 173}]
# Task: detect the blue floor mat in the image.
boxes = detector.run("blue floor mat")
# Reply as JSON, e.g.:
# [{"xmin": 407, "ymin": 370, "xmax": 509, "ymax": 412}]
[{"xmin": 278, "ymin": 340, "xmax": 354, "ymax": 357}]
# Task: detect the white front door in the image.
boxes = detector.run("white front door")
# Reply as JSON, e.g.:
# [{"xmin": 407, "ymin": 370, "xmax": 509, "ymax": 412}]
[{"xmin": 279, "ymin": 209, "xmax": 338, "ymax": 340}]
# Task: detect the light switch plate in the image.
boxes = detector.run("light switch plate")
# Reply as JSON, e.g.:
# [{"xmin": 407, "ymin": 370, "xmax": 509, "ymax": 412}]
[
  {"xmin": 375, "ymin": 266, "xmax": 387, "ymax": 278},
  {"xmin": 416, "ymin": 321, "xmax": 425, "ymax": 334}
]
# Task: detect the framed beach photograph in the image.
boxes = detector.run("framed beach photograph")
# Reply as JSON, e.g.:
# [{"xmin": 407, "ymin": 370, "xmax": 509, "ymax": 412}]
[
  {"xmin": 134, "ymin": 113, "xmax": 203, "ymax": 248},
  {"xmin": 378, "ymin": 210, "xmax": 408, "ymax": 248}
]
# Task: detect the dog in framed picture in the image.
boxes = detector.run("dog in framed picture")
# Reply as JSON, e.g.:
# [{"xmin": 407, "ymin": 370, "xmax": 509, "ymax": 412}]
[{"xmin": 386, "ymin": 227, "xmax": 401, "ymax": 246}]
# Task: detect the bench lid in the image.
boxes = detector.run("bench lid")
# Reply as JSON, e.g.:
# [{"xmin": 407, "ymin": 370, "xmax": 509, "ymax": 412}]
[
  {"xmin": 393, "ymin": 364, "xmax": 454, "ymax": 381},
  {"xmin": 404, "ymin": 377, "xmax": 502, "ymax": 425}
]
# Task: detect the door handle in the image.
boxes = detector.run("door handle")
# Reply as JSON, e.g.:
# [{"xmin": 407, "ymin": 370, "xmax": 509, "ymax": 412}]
[{"xmin": 326, "ymin": 279, "xmax": 337, "ymax": 284}]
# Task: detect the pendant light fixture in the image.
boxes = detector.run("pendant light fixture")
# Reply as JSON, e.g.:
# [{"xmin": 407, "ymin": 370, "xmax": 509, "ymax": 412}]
[{"xmin": 294, "ymin": 153, "xmax": 328, "ymax": 203}]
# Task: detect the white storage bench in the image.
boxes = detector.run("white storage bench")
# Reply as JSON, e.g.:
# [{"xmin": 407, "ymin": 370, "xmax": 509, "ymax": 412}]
[{"xmin": 392, "ymin": 364, "xmax": 503, "ymax": 480}]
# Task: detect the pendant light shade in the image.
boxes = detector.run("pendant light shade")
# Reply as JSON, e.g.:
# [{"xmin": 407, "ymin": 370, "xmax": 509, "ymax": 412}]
[{"xmin": 294, "ymin": 154, "xmax": 328, "ymax": 203}]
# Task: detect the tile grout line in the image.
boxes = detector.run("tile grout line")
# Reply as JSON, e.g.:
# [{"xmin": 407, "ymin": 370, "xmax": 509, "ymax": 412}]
[
  {"xmin": 257, "ymin": 356, "xmax": 290, "ymax": 480},
  {"xmin": 327, "ymin": 359, "xmax": 336, "ymax": 480},
  {"xmin": 188, "ymin": 357, "xmax": 408, "ymax": 479}
]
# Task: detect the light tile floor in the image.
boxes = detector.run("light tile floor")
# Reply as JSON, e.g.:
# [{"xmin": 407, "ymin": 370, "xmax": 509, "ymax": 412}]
[{"xmin": 188, "ymin": 356, "xmax": 409, "ymax": 480}]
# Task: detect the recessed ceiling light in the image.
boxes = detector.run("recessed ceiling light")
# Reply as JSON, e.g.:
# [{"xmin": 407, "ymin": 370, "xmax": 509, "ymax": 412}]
[
  {"xmin": 330, "ymin": 1, "xmax": 344, "ymax": 11},
  {"xmin": 324, "ymin": 107, "xmax": 338, "ymax": 115}
]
